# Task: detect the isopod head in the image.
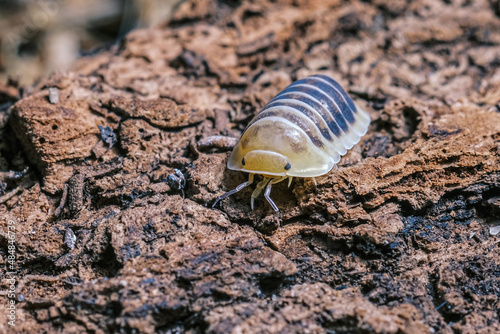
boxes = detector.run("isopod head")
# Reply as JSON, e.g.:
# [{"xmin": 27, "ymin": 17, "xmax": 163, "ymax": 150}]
[{"xmin": 227, "ymin": 118, "xmax": 334, "ymax": 178}]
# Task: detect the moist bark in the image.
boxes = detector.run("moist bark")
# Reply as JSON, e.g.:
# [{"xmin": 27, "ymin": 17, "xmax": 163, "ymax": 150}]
[{"xmin": 1, "ymin": 0, "xmax": 499, "ymax": 333}]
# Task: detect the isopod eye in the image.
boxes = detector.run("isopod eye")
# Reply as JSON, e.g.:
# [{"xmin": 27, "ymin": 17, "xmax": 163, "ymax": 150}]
[
  {"xmin": 241, "ymin": 158, "xmax": 246, "ymax": 166},
  {"xmin": 284, "ymin": 162, "xmax": 291, "ymax": 170}
]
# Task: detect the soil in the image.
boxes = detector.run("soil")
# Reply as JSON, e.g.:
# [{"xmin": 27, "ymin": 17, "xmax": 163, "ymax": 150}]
[{"xmin": 1, "ymin": 0, "xmax": 500, "ymax": 333}]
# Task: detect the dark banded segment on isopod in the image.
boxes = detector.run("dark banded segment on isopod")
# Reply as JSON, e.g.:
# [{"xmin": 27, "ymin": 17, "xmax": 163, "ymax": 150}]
[{"xmin": 244, "ymin": 74, "xmax": 371, "ymax": 163}]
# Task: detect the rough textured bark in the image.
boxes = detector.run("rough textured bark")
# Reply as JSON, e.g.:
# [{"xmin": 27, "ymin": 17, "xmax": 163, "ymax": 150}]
[{"xmin": 1, "ymin": 0, "xmax": 499, "ymax": 333}]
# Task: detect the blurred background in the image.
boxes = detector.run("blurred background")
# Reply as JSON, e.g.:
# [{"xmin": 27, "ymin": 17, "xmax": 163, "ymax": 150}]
[{"xmin": 0, "ymin": 0, "xmax": 183, "ymax": 85}]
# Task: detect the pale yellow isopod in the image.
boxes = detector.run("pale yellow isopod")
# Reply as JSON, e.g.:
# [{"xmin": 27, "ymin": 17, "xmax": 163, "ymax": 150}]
[{"xmin": 213, "ymin": 74, "xmax": 371, "ymax": 213}]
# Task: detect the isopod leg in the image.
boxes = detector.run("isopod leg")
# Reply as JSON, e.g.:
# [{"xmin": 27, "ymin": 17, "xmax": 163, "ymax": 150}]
[
  {"xmin": 264, "ymin": 184, "xmax": 278, "ymax": 213},
  {"xmin": 212, "ymin": 173, "xmax": 254, "ymax": 208},
  {"xmin": 312, "ymin": 177, "xmax": 317, "ymax": 187},
  {"xmin": 251, "ymin": 177, "xmax": 270, "ymax": 210},
  {"xmin": 287, "ymin": 176, "xmax": 293, "ymax": 188},
  {"xmin": 263, "ymin": 176, "xmax": 287, "ymax": 213}
]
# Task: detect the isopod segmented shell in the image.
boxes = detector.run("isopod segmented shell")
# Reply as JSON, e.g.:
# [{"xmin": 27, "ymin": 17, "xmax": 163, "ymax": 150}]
[{"xmin": 213, "ymin": 74, "xmax": 371, "ymax": 213}]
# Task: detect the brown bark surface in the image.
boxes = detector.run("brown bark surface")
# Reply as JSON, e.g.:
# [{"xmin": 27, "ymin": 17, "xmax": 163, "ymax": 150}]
[{"xmin": 1, "ymin": 0, "xmax": 500, "ymax": 333}]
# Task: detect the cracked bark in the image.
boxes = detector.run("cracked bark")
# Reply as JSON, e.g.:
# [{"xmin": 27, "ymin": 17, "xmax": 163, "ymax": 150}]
[{"xmin": 1, "ymin": 0, "xmax": 499, "ymax": 333}]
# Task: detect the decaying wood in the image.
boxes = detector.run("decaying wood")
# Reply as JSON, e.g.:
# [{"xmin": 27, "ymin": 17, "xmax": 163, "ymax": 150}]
[{"xmin": 1, "ymin": 0, "xmax": 499, "ymax": 333}]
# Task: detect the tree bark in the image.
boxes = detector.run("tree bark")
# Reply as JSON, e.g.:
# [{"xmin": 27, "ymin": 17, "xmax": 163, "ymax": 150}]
[{"xmin": 1, "ymin": 0, "xmax": 500, "ymax": 333}]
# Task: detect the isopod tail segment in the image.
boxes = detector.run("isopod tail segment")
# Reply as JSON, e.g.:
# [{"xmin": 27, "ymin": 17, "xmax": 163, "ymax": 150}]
[{"xmin": 212, "ymin": 174, "xmax": 293, "ymax": 214}]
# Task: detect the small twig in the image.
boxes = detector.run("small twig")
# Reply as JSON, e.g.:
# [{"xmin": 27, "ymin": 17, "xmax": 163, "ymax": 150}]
[
  {"xmin": 436, "ymin": 301, "xmax": 448, "ymax": 310},
  {"xmin": 17, "ymin": 272, "xmax": 72, "ymax": 293},
  {"xmin": 188, "ymin": 138, "xmax": 200, "ymax": 158},
  {"xmin": 53, "ymin": 183, "xmax": 69, "ymax": 218},
  {"xmin": 0, "ymin": 167, "xmax": 29, "ymax": 181},
  {"xmin": 0, "ymin": 186, "xmax": 21, "ymax": 204}
]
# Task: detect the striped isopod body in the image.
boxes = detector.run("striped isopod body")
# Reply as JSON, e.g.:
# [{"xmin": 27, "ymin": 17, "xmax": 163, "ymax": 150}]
[{"xmin": 213, "ymin": 74, "xmax": 371, "ymax": 213}]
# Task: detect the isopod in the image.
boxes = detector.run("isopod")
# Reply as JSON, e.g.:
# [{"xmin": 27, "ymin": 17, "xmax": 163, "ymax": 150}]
[{"xmin": 213, "ymin": 74, "xmax": 371, "ymax": 213}]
